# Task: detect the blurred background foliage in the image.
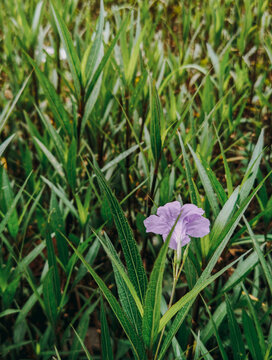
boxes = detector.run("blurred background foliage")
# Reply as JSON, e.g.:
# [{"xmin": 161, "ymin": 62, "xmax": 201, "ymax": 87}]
[{"xmin": 0, "ymin": 0, "xmax": 271, "ymax": 359}]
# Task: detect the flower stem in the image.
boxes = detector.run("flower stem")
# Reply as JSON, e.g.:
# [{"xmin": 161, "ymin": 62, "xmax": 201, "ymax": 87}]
[{"xmin": 154, "ymin": 259, "xmax": 184, "ymax": 360}]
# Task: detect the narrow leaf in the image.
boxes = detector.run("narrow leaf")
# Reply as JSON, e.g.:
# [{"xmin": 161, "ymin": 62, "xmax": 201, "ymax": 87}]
[
  {"xmin": 239, "ymin": 129, "xmax": 264, "ymax": 204},
  {"xmin": 188, "ymin": 144, "xmax": 220, "ymax": 216},
  {"xmin": 66, "ymin": 137, "xmax": 77, "ymax": 192},
  {"xmin": 50, "ymin": 0, "xmax": 82, "ymax": 99},
  {"xmin": 142, "ymin": 215, "xmax": 180, "ymax": 350},
  {"xmin": 89, "ymin": 160, "xmax": 147, "ymax": 303},
  {"xmin": 226, "ymin": 296, "xmax": 246, "ymax": 360},
  {"xmin": 243, "ymin": 215, "xmax": 272, "ymax": 295},
  {"xmin": 66, "ymin": 237, "xmax": 146, "ymax": 360},
  {"xmin": 0, "ymin": 172, "xmax": 32, "ymax": 236},
  {"xmin": 157, "ymin": 171, "xmax": 271, "ymax": 358},
  {"xmin": 0, "ymin": 75, "xmax": 30, "ymax": 134},
  {"xmin": 149, "ymin": 78, "xmax": 162, "ymax": 162},
  {"xmin": 0, "ymin": 134, "xmax": 16, "ymax": 157},
  {"xmin": 25, "ymin": 53, "xmax": 72, "ymax": 136},
  {"xmin": 34, "ymin": 137, "xmax": 64, "ymax": 177},
  {"xmin": 178, "ymin": 132, "xmax": 197, "ymax": 205},
  {"xmin": 100, "ymin": 297, "xmax": 114, "ymax": 360}
]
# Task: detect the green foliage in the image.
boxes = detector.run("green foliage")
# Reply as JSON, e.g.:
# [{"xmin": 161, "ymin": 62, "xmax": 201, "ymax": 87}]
[{"xmin": 0, "ymin": 0, "xmax": 271, "ymax": 359}]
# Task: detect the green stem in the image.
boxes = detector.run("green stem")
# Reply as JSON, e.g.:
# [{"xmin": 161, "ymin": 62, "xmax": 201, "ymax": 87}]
[
  {"xmin": 154, "ymin": 259, "xmax": 184, "ymax": 360},
  {"xmin": 142, "ymin": 159, "xmax": 160, "ymax": 257}
]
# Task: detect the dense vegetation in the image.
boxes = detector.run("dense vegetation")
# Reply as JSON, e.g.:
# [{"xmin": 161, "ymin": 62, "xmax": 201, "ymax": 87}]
[{"xmin": 0, "ymin": 0, "xmax": 271, "ymax": 359}]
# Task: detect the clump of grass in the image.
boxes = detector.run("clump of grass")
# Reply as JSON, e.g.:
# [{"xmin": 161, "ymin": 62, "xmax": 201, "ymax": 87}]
[{"xmin": 0, "ymin": 0, "xmax": 271, "ymax": 359}]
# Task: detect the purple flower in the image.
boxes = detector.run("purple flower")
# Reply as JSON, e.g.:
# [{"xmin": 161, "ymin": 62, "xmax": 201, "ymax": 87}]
[{"xmin": 144, "ymin": 201, "xmax": 210, "ymax": 250}]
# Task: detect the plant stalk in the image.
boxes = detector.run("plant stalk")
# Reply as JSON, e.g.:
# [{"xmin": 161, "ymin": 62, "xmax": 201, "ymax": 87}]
[{"xmin": 154, "ymin": 259, "xmax": 184, "ymax": 360}]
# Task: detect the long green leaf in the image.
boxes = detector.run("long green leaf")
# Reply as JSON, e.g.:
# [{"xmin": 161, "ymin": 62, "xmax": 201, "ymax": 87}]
[
  {"xmin": 84, "ymin": 17, "xmax": 129, "ymax": 103},
  {"xmin": 50, "ymin": 0, "xmax": 82, "ymax": 99},
  {"xmin": 201, "ymin": 297, "xmax": 228, "ymax": 360},
  {"xmin": 142, "ymin": 215, "xmax": 180, "ymax": 350},
  {"xmin": 101, "ymin": 144, "xmax": 140, "ymax": 173},
  {"xmin": 66, "ymin": 137, "xmax": 77, "ymax": 192},
  {"xmin": 199, "ymin": 154, "xmax": 228, "ymax": 206},
  {"xmin": 0, "ymin": 75, "xmax": 30, "ymax": 134},
  {"xmin": 26, "ymin": 54, "xmax": 72, "ymax": 137},
  {"xmin": 45, "ymin": 225, "xmax": 61, "ymax": 304},
  {"xmin": 35, "ymin": 105, "xmax": 66, "ymax": 163},
  {"xmin": 13, "ymin": 285, "xmax": 43, "ymax": 343},
  {"xmin": 0, "ymin": 172, "xmax": 32, "ymax": 236},
  {"xmin": 241, "ymin": 284, "xmax": 266, "ymax": 355},
  {"xmin": 242, "ymin": 310, "xmax": 263, "ymax": 360},
  {"xmin": 226, "ymin": 296, "xmax": 246, "ymax": 360},
  {"xmin": 41, "ymin": 176, "xmax": 78, "ymax": 217},
  {"xmin": 94, "ymin": 230, "xmax": 143, "ymax": 317},
  {"xmin": 89, "ymin": 160, "xmax": 147, "ymax": 303},
  {"xmin": 34, "ymin": 137, "xmax": 64, "ymax": 177},
  {"xmin": 209, "ymin": 187, "xmax": 239, "ymax": 254},
  {"xmin": 159, "ymin": 250, "xmax": 250, "ymax": 331},
  {"xmin": 215, "ymin": 128, "xmax": 233, "ymax": 196},
  {"xmin": 100, "ymin": 297, "xmax": 114, "ymax": 360},
  {"xmin": 149, "ymin": 78, "xmax": 162, "ymax": 163},
  {"xmin": 178, "ymin": 132, "xmax": 197, "ymax": 205},
  {"xmin": 70, "ymin": 325, "xmax": 93, "ymax": 360},
  {"xmin": 220, "ymin": 248, "xmax": 261, "ymax": 294},
  {"xmin": 84, "ymin": 0, "xmax": 104, "ymax": 83},
  {"xmin": 0, "ymin": 134, "xmax": 16, "ymax": 157},
  {"xmin": 188, "ymin": 144, "xmax": 220, "ymax": 216},
  {"xmin": 158, "ymin": 171, "xmax": 271, "ymax": 358},
  {"xmin": 16, "ymin": 242, "xmax": 46, "ymax": 275},
  {"xmin": 2, "ymin": 168, "xmax": 19, "ymax": 238},
  {"xmin": 243, "ymin": 215, "xmax": 272, "ymax": 295},
  {"xmin": 125, "ymin": 26, "xmax": 146, "ymax": 84},
  {"xmin": 239, "ymin": 129, "xmax": 264, "ymax": 204},
  {"xmin": 43, "ymin": 267, "xmax": 59, "ymax": 327},
  {"xmin": 70, "ymin": 303, "xmax": 97, "ymax": 360},
  {"xmin": 50, "ymin": 192, "xmax": 69, "ymax": 268},
  {"xmin": 66, "ymin": 237, "xmax": 146, "ymax": 360}
]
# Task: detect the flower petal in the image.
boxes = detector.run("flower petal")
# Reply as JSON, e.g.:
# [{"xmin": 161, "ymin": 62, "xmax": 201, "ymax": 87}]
[
  {"xmin": 186, "ymin": 216, "xmax": 210, "ymax": 238},
  {"xmin": 162, "ymin": 233, "xmax": 190, "ymax": 249},
  {"xmin": 163, "ymin": 232, "xmax": 178, "ymax": 250},
  {"xmin": 181, "ymin": 204, "xmax": 204, "ymax": 219},
  {"xmin": 181, "ymin": 235, "xmax": 191, "ymax": 246},
  {"xmin": 144, "ymin": 215, "xmax": 169, "ymax": 235},
  {"xmin": 161, "ymin": 215, "xmax": 185, "ymax": 250},
  {"xmin": 157, "ymin": 201, "xmax": 182, "ymax": 222}
]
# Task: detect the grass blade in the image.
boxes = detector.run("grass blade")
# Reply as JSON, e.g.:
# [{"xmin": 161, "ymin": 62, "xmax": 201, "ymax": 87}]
[
  {"xmin": 158, "ymin": 171, "xmax": 271, "ymax": 358},
  {"xmin": 50, "ymin": 0, "xmax": 82, "ymax": 100},
  {"xmin": 83, "ymin": 0, "xmax": 104, "ymax": 83},
  {"xmin": 43, "ymin": 267, "xmax": 59, "ymax": 327},
  {"xmin": 84, "ymin": 17, "xmax": 128, "ymax": 103},
  {"xmin": 0, "ymin": 172, "xmax": 32, "ymax": 237},
  {"xmin": 0, "ymin": 75, "xmax": 30, "ymax": 134},
  {"xmin": 142, "ymin": 215, "xmax": 179, "ymax": 350},
  {"xmin": 26, "ymin": 54, "xmax": 72, "ymax": 137},
  {"xmin": 149, "ymin": 78, "xmax": 162, "ymax": 163},
  {"xmin": 178, "ymin": 132, "xmax": 198, "ymax": 205},
  {"xmin": 188, "ymin": 144, "xmax": 220, "ymax": 216},
  {"xmin": 243, "ymin": 215, "xmax": 272, "ymax": 295},
  {"xmin": 89, "ymin": 160, "xmax": 147, "ymax": 303},
  {"xmin": 2, "ymin": 168, "xmax": 19, "ymax": 238},
  {"xmin": 34, "ymin": 137, "xmax": 64, "ymax": 177},
  {"xmin": 66, "ymin": 236, "xmax": 146, "ymax": 360},
  {"xmin": 226, "ymin": 296, "xmax": 246, "ymax": 360},
  {"xmin": 0, "ymin": 134, "xmax": 16, "ymax": 157},
  {"xmin": 100, "ymin": 297, "xmax": 114, "ymax": 360},
  {"xmin": 159, "ymin": 250, "xmax": 250, "ymax": 331},
  {"xmin": 239, "ymin": 129, "xmax": 264, "ymax": 204},
  {"xmin": 94, "ymin": 230, "xmax": 143, "ymax": 317},
  {"xmin": 242, "ymin": 310, "xmax": 263, "ymax": 360}
]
